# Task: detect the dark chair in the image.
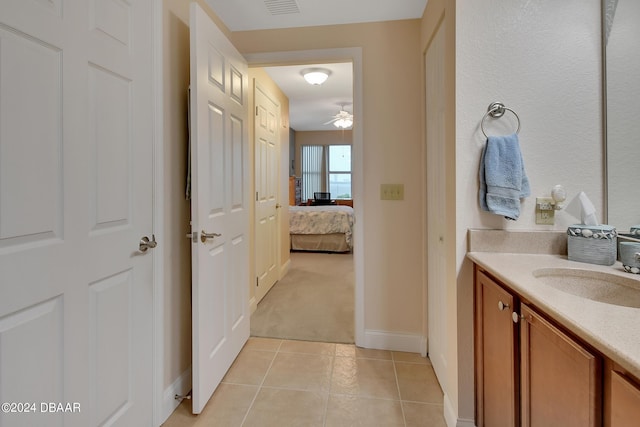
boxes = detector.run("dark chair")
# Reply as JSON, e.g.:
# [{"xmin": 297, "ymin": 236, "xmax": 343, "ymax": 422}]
[{"xmin": 312, "ymin": 192, "xmax": 333, "ymax": 205}]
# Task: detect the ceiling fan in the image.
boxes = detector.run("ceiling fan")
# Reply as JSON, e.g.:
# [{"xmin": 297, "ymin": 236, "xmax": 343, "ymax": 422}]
[{"xmin": 324, "ymin": 107, "xmax": 354, "ymax": 129}]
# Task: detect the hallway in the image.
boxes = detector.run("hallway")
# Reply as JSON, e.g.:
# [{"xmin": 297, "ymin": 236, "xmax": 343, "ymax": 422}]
[{"xmin": 162, "ymin": 338, "xmax": 446, "ymax": 426}]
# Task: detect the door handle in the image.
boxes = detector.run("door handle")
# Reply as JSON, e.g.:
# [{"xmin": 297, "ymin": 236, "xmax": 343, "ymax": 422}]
[
  {"xmin": 201, "ymin": 231, "xmax": 221, "ymax": 243},
  {"xmin": 139, "ymin": 235, "xmax": 157, "ymax": 252}
]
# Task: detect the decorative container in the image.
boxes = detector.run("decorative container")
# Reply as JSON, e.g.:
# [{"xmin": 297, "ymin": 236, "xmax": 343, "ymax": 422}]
[
  {"xmin": 619, "ymin": 242, "xmax": 640, "ymax": 274},
  {"xmin": 567, "ymin": 225, "xmax": 617, "ymax": 266}
]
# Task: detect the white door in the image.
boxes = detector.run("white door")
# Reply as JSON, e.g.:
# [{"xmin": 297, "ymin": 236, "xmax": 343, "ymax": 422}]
[
  {"xmin": 254, "ymin": 83, "xmax": 281, "ymax": 303},
  {"xmin": 0, "ymin": 0, "xmax": 155, "ymax": 426},
  {"xmin": 189, "ymin": 2, "xmax": 250, "ymax": 414},
  {"xmin": 425, "ymin": 21, "xmax": 448, "ymax": 386}
]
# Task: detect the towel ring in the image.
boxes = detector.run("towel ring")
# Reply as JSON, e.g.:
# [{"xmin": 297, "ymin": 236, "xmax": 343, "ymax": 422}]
[{"xmin": 481, "ymin": 102, "xmax": 521, "ymax": 138}]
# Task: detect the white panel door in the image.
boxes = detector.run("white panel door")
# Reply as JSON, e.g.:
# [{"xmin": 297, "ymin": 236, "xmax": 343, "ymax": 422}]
[
  {"xmin": 0, "ymin": 0, "xmax": 154, "ymax": 426},
  {"xmin": 189, "ymin": 2, "xmax": 250, "ymax": 414},
  {"xmin": 426, "ymin": 21, "xmax": 448, "ymax": 387},
  {"xmin": 254, "ymin": 83, "xmax": 280, "ymax": 304}
]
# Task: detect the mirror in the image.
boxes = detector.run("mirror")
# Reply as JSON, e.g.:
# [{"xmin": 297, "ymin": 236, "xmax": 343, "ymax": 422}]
[{"xmin": 604, "ymin": 0, "xmax": 640, "ymax": 231}]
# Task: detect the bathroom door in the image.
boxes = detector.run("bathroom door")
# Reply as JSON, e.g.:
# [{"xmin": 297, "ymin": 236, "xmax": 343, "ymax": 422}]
[{"xmin": 190, "ymin": 2, "xmax": 250, "ymax": 414}]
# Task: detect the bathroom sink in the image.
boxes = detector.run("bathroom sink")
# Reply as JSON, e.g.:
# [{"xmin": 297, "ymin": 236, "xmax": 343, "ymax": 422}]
[{"xmin": 532, "ymin": 268, "xmax": 640, "ymax": 308}]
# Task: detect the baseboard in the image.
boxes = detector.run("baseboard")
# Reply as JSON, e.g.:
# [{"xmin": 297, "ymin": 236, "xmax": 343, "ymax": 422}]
[
  {"xmin": 249, "ymin": 296, "xmax": 257, "ymax": 315},
  {"xmin": 280, "ymin": 257, "xmax": 291, "ymax": 278},
  {"xmin": 161, "ymin": 366, "xmax": 192, "ymax": 424},
  {"xmin": 420, "ymin": 335, "xmax": 428, "ymax": 357},
  {"xmin": 443, "ymin": 393, "xmax": 476, "ymax": 427},
  {"xmin": 360, "ymin": 329, "xmax": 423, "ymax": 353},
  {"xmin": 250, "ymin": 256, "xmax": 289, "ymax": 316}
]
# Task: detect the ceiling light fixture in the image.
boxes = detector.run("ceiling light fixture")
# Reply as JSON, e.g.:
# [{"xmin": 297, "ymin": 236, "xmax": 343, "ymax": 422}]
[
  {"xmin": 330, "ymin": 109, "xmax": 353, "ymax": 129},
  {"xmin": 334, "ymin": 117, "xmax": 353, "ymax": 129},
  {"xmin": 301, "ymin": 68, "xmax": 331, "ymax": 85}
]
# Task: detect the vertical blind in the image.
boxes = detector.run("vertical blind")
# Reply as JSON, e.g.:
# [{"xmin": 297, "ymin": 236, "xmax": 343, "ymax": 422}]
[{"xmin": 301, "ymin": 145, "xmax": 326, "ymax": 200}]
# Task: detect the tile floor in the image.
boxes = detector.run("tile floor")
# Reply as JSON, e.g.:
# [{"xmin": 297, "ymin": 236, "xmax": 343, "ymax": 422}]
[{"xmin": 162, "ymin": 338, "xmax": 447, "ymax": 427}]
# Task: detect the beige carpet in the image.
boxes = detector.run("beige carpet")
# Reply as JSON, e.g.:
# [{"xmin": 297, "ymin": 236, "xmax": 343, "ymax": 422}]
[{"xmin": 250, "ymin": 251, "xmax": 354, "ymax": 343}]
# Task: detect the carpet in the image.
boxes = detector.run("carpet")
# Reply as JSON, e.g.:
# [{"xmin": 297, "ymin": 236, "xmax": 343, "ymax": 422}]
[{"xmin": 250, "ymin": 251, "xmax": 354, "ymax": 343}]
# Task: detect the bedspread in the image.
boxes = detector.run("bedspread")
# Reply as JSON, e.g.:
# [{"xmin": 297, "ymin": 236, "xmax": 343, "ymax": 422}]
[{"xmin": 289, "ymin": 205, "xmax": 355, "ymax": 247}]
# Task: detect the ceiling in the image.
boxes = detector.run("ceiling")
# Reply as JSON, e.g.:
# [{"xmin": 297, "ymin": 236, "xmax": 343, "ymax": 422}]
[
  {"xmin": 205, "ymin": 0, "xmax": 427, "ymax": 32},
  {"xmin": 263, "ymin": 63, "xmax": 353, "ymax": 131},
  {"xmin": 204, "ymin": 0, "xmax": 427, "ymax": 131}
]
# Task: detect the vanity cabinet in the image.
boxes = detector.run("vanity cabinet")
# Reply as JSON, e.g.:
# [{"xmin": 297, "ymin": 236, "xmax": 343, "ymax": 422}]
[
  {"xmin": 605, "ymin": 364, "xmax": 640, "ymax": 427},
  {"xmin": 475, "ymin": 269, "xmax": 519, "ymax": 427},
  {"xmin": 475, "ymin": 266, "xmax": 602, "ymax": 427},
  {"xmin": 519, "ymin": 303, "xmax": 600, "ymax": 427}
]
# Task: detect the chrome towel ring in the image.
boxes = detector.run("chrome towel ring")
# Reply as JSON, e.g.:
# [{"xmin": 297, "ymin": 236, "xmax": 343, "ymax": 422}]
[{"xmin": 481, "ymin": 102, "xmax": 521, "ymax": 138}]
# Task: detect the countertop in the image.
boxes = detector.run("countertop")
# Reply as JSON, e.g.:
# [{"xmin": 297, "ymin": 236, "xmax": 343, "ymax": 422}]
[{"xmin": 467, "ymin": 251, "xmax": 640, "ymax": 379}]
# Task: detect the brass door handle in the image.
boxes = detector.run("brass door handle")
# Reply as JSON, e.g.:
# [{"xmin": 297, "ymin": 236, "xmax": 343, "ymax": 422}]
[{"xmin": 201, "ymin": 231, "xmax": 221, "ymax": 243}]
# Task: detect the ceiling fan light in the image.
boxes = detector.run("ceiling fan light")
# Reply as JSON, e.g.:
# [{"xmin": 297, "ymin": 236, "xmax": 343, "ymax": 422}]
[
  {"xmin": 301, "ymin": 68, "xmax": 331, "ymax": 85},
  {"xmin": 334, "ymin": 117, "xmax": 353, "ymax": 129}
]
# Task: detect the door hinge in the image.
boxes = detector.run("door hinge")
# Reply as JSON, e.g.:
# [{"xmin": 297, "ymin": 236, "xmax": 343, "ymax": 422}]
[
  {"xmin": 256, "ymin": 106, "xmax": 258, "ymax": 116},
  {"xmin": 256, "ymin": 277, "xmax": 259, "ymax": 287}
]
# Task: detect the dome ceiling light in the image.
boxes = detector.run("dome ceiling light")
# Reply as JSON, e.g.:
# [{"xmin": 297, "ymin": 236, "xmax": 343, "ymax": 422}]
[{"xmin": 301, "ymin": 67, "xmax": 331, "ymax": 85}]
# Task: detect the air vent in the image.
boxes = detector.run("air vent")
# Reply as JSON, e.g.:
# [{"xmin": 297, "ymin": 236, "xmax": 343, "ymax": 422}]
[{"xmin": 264, "ymin": 0, "xmax": 300, "ymax": 15}]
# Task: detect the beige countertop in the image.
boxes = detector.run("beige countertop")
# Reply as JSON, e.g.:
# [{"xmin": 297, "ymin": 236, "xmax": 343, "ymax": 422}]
[{"xmin": 467, "ymin": 251, "xmax": 640, "ymax": 379}]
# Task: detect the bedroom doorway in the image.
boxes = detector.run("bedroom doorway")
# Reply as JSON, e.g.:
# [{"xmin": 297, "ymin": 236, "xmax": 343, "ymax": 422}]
[{"xmin": 245, "ymin": 48, "xmax": 364, "ymax": 345}]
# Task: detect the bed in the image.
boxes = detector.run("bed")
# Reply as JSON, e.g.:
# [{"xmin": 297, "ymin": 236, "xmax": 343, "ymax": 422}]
[{"xmin": 288, "ymin": 205, "xmax": 355, "ymax": 252}]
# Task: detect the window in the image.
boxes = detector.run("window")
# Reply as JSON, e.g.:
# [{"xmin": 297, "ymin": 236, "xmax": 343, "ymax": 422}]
[
  {"xmin": 328, "ymin": 145, "xmax": 351, "ymax": 199},
  {"xmin": 301, "ymin": 145, "xmax": 351, "ymax": 200}
]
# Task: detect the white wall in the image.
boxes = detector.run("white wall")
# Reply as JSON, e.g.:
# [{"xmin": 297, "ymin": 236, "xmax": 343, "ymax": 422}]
[{"xmin": 454, "ymin": 0, "xmax": 603, "ymax": 422}]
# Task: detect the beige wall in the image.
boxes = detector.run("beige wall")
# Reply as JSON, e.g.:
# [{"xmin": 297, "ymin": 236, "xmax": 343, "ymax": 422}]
[
  {"xmin": 232, "ymin": 20, "xmax": 425, "ymax": 336},
  {"xmin": 162, "ymin": 0, "xmax": 192, "ymax": 390}
]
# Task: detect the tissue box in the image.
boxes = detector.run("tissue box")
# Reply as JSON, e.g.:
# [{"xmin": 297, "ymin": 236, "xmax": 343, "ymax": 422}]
[{"xmin": 567, "ymin": 225, "xmax": 617, "ymax": 266}]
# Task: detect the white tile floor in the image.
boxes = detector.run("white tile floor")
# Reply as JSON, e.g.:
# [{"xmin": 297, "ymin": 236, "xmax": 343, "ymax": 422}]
[{"xmin": 162, "ymin": 338, "xmax": 447, "ymax": 427}]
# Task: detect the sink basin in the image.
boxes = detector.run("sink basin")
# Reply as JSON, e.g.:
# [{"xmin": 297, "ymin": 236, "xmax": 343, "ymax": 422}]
[{"xmin": 533, "ymin": 268, "xmax": 640, "ymax": 308}]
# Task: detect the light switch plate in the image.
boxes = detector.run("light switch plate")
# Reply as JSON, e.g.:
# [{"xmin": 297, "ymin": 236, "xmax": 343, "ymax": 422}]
[{"xmin": 380, "ymin": 184, "xmax": 404, "ymax": 200}]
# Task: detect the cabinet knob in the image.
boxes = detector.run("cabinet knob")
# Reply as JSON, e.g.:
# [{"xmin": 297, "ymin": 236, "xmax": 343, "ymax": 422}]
[
  {"xmin": 498, "ymin": 301, "xmax": 510, "ymax": 311},
  {"xmin": 512, "ymin": 312, "xmax": 526, "ymax": 323}
]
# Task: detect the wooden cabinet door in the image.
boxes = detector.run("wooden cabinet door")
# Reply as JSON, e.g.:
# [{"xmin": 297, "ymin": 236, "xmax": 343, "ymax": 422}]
[
  {"xmin": 520, "ymin": 303, "xmax": 601, "ymax": 427},
  {"xmin": 475, "ymin": 269, "xmax": 519, "ymax": 427},
  {"xmin": 607, "ymin": 369, "xmax": 640, "ymax": 427}
]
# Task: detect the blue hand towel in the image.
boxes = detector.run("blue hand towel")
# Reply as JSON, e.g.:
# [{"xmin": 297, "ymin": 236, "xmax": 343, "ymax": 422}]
[{"xmin": 479, "ymin": 133, "xmax": 530, "ymax": 220}]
